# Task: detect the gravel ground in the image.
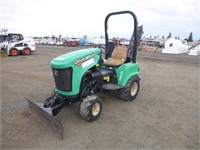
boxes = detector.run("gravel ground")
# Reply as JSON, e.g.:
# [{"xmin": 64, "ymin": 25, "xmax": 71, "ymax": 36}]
[{"xmin": 1, "ymin": 45, "xmax": 199, "ymax": 149}]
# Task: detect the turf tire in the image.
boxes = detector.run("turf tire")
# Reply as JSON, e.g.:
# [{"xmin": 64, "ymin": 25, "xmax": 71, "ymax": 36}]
[
  {"xmin": 80, "ymin": 96, "xmax": 103, "ymax": 121},
  {"xmin": 119, "ymin": 76, "xmax": 140, "ymax": 101}
]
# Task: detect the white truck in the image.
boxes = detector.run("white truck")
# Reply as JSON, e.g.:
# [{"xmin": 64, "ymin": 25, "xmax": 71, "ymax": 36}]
[{"xmin": 0, "ymin": 33, "xmax": 36, "ymax": 56}]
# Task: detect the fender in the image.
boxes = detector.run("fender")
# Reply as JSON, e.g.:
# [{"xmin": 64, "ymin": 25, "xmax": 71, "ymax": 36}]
[{"xmin": 115, "ymin": 63, "xmax": 139, "ymax": 86}]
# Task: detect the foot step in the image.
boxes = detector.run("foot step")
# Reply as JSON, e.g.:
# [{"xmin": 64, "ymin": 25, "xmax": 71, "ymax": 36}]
[{"xmin": 102, "ymin": 83, "xmax": 123, "ymax": 90}]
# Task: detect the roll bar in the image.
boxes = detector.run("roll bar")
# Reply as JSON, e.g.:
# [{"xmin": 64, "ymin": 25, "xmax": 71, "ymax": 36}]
[{"xmin": 104, "ymin": 10, "xmax": 138, "ymax": 63}]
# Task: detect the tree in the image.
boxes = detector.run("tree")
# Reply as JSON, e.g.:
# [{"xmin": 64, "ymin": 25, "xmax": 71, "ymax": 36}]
[
  {"xmin": 43, "ymin": 36, "xmax": 50, "ymax": 39},
  {"xmin": 167, "ymin": 32, "xmax": 171, "ymax": 38},
  {"xmin": 162, "ymin": 35, "xmax": 165, "ymax": 39},
  {"xmin": 83, "ymin": 35, "xmax": 87, "ymax": 39},
  {"xmin": 51, "ymin": 35, "xmax": 56, "ymax": 40},
  {"xmin": 58, "ymin": 34, "xmax": 62, "ymax": 42},
  {"xmin": 0, "ymin": 28, "xmax": 8, "ymax": 34},
  {"xmin": 187, "ymin": 32, "xmax": 193, "ymax": 42}
]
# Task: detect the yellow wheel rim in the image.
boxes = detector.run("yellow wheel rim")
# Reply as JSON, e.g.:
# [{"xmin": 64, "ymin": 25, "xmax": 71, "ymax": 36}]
[
  {"xmin": 130, "ymin": 82, "xmax": 138, "ymax": 96},
  {"xmin": 92, "ymin": 103, "xmax": 100, "ymax": 116}
]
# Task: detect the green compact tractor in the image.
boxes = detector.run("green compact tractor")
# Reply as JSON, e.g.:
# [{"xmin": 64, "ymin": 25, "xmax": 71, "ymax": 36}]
[{"xmin": 27, "ymin": 11, "xmax": 140, "ymax": 139}]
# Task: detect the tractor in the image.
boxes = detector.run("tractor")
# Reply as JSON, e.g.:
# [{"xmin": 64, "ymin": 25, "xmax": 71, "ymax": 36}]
[{"xmin": 27, "ymin": 10, "xmax": 140, "ymax": 139}]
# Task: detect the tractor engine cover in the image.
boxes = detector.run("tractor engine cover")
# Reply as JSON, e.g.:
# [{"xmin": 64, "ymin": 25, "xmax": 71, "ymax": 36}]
[{"xmin": 51, "ymin": 48, "xmax": 101, "ymax": 96}]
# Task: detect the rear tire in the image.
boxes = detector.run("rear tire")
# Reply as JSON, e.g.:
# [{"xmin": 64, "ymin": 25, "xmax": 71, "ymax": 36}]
[
  {"xmin": 80, "ymin": 95, "xmax": 103, "ymax": 121},
  {"xmin": 10, "ymin": 48, "xmax": 19, "ymax": 56},
  {"xmin": 119, "ymin": 76, "xmax": 140, "ymax": 101},
  {"xmin": 23, "ymin": 48, "xmax": 31, "ymax": 55}
]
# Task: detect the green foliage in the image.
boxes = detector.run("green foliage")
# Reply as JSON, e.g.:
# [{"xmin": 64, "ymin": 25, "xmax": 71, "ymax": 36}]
[
  {"xmin": 51, "ymin": 35, "xmax": 56, "ymax": 40},
  {"xmin": 167, "ymin": 32, "xmax": 171, "ymax": 38},
  {"xmin": 43, "ymin": 36, "xmax": 50, "ymax": 39},
  {"xmin": 187, "ymin": 32, "xmax": 193, "ymax": 42},
  {"xmin": 33, "ymin": 36, "xmax": 42, "ymax": 39}
]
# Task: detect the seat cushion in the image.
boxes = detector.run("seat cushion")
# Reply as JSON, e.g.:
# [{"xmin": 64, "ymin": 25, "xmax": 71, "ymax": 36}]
[
  {"xmin": 111, "ymin": 46, "xmax": 127, "ymax": 59},
  {"xmin": 103, "ymin": 57, "xmax": 125, "ymax": 67},
  {"xmin": 103, "ymin": 46, "xmax": 127, "ymax": 67}
]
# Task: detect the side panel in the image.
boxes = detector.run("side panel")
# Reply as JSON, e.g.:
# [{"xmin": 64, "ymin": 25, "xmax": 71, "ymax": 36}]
[{"xmin": 115, "ymin": 63, "xmax": 139, "ymax": 86}]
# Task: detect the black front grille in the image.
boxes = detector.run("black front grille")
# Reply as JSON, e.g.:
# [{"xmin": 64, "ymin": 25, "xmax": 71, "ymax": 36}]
[{"xmin": 52, "ymin": 67, "xmax": 72, "ymax": 92}]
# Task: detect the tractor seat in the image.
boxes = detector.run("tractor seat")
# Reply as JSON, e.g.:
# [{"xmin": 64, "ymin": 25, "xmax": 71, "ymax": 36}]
[{"xmin": 103, "ymin": 46, "xmax": 127, "ymax": 67}]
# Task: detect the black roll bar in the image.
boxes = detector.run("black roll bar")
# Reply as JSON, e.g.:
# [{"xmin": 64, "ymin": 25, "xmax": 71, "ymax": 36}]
[{"xmin": 104, "ymin": 10, "xmax": 138, "ymax": 63}]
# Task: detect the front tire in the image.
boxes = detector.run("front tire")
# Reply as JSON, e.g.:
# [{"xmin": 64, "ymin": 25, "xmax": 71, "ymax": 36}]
[
  {"xmin": 119, "ymin": 76, "xmax": 140, "ymax": 101},
  {"xmin": 10, "ymin": 48, "xmax": 19, "ymax": 56},
  {"xmin": 80, "ymin": 95, "xmax": 103, "ymax": 121}
]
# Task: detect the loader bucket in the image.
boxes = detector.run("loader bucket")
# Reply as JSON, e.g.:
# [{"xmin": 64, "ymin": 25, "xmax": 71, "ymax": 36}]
[
  {"xmin": 1, "ymin": 51, "xmax": 8, "ymax": 57},
  {"xmin": 26, "ymin": 98, "xmax": 63, "ymax": 139}
]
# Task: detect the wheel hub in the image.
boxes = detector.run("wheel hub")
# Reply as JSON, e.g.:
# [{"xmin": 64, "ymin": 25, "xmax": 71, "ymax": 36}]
[
  {"xmin": 25, "ymin": 49, "xmax": 30, "ymax": 54},
  {"xmin": 92, "ymin": 103, "xmax": 100, "ymax": 116},
  {"xmin": 12, "ymin": 50, "xmax": 17, "ymax": 55},
  {"xmin": 130, "ymin": 82, "xmax": 138, "ymax": 96}
]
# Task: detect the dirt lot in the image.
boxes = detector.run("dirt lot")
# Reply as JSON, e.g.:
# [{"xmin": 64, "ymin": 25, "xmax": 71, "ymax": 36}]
[{"xmin": 1, "ymin": 45, "xmax": 199, "ymax": 149}]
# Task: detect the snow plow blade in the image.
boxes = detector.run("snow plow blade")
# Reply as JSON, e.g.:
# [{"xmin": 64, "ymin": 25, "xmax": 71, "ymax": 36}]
[{"xmin": 26, "ymin": 98, "xmax": 63, "ymax": 140}]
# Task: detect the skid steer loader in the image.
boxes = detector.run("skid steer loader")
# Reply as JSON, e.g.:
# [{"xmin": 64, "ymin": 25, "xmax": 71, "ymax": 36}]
[
  {"xmin": 0, "ymin": 33, "xmax": 36, "ymax": 57},
  {"xmin": 27, "ymin": 10, "xmax": 140, "ymax": 139}
]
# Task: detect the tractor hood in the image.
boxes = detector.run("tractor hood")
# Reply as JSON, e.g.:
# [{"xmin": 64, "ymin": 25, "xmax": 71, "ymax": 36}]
[
  {"xmin": 51, "ymin": 48, "xmax": 101, "ymax": 69},
  {"xmin": 50, "ymin": 48, "xmax": 101, "ymax": 96}
]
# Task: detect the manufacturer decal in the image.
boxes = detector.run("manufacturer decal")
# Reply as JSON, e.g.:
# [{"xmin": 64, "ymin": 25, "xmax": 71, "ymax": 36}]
[
  {"xmin": 54, "ymin": 70, "xmax": 58, "ymax": 76},
  {"xmin": 74, "ymin": 53, "xmax": 95, "ymax": 66},
  {"xmin": 119, "ymin": 71, "xmax": 123, "ymax": 81},
  {"xmin": 82, "ymin": 58, "xmax": 94, "ymax": 68}
]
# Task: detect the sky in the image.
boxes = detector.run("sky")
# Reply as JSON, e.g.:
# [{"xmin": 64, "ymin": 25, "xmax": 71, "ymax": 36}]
[{"xmin": 1, "ymin": 0, "xmax": 200, "ymax": 40}]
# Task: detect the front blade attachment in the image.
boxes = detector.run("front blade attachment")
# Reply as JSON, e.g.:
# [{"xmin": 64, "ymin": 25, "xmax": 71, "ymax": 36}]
[
  {"xmin": 26, "ymin": 98, "xmax": 63, "ymax": 140},
  {"xmin": 0, "ymin": 51, "xmax": 8, "ymax": 57}
]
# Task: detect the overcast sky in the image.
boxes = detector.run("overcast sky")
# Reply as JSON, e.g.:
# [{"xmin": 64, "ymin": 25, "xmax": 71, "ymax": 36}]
[{"xmin": 1, "ymin": 0, "xmax": 199, "ymax": 40}]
